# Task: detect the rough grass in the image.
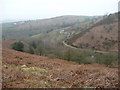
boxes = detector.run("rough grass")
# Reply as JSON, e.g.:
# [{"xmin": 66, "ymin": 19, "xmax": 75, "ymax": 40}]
[{"xmin": 21, "ymin": 65, "xmax": 49, "ymax": 76}]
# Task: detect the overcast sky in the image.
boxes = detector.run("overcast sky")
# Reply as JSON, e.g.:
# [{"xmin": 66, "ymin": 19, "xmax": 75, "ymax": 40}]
[{"xmin": 0, "ymin": 0, "xmax": 119, "ymax": 20}]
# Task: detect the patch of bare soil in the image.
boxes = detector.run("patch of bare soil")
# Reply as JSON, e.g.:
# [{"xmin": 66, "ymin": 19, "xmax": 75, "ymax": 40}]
[{"xmin": 2, "ymin": 49, "xmax": 118, "ymax": 88}]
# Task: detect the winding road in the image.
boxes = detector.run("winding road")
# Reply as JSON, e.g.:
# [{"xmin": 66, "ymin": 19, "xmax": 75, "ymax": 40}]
[
  {"xmin": 62, "ymin": 39, "xmax": 114, "ymax": 54},
  {"xmin": 62, "ymin": 40, "xmax": 77, "ymax": 49}
]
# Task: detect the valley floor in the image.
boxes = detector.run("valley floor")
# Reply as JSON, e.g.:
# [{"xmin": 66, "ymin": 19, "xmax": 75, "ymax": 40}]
[{"xmin": 2, "ymin": 48, "xmax": 118, "ymax": 88}]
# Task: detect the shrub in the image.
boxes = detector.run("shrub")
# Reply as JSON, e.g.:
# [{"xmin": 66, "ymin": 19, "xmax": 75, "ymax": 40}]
[
  {"xmin": 64, "ymin": 49, "xmax": 72, "ymax": 61},
  {"xmin": 35, "ymin": 45, "xmax": 44, "ymax": 56},
  {"xmin": 12, "ymin": 41, "xmax": 24, "ymax": 51},
  {"xmin": 27, "ymin": 47, "xmax": 34, "ymax": 54},
  {"xmin": 30, "ymin": 41, "xmax": 37, "ymax": 49}
]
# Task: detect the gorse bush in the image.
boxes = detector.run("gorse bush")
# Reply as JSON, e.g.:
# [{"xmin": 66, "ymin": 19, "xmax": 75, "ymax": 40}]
[{"xmin": 12, "ymin": 41, "xmax": 24, "ymax": 51}]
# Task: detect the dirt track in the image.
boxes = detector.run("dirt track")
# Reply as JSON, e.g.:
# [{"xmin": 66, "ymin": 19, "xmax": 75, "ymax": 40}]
[{"xmin": 2, "ymin": 48, "xmax": 118, "ymax": 88}]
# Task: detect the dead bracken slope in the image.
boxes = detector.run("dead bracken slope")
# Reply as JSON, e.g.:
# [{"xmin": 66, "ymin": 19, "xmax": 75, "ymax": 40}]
[
  {"xmin": 73, "ymin": 22, "xmax": 118, "ymax": 51},
  {"xmin": 2, "ymin": 48, "xmax": 118, "ymax": 88}
]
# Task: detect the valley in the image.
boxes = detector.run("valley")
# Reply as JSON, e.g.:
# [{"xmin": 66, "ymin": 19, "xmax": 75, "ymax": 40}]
[{"xmin": 2, "ymin": 13, "xmax": 119, "ymax": 88}]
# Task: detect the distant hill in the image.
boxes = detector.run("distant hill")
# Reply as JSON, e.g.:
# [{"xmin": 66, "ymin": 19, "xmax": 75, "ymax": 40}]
[
  {"xmin": 2, "ymin": 19, "xmax": 23, "ymax": 23},
  {"xmin": 66, "ymin": 13, "xmax": 118, "ymax": 51},
  {"xmin": 2, "ymin": 15, "xmax": 99, "ymax": 39}
]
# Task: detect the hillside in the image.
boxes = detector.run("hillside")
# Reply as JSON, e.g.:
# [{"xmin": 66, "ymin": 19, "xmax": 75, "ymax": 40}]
[
  {"xmin": 2, "ymin": 15, "xmax": 97, "ymax": 39},
  {"xmin": 2, "ymin": 39, "xmax": 33, "ymax": 53},
  {"xmin": 2, "ymin": 13, "xmax": 119, "ymax": 88},
  {"xmin": 2, "ymin": 48, "xmax": 118, "ymax": 88},
  {"xmin": 66, "ymin": 13, "xmax": 118, "ymax": 51}
]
